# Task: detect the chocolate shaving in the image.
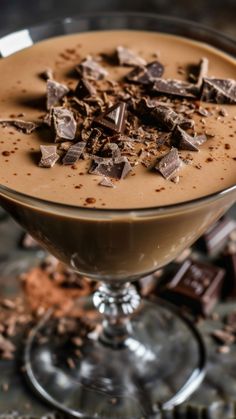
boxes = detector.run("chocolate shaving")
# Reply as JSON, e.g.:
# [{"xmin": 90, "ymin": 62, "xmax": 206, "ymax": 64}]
[
  {"xmin": 173, "ymin": 126, "xmax": 199, "ymax": 151},
  {"xmin": 74, "ymin": 78, "xmax": 96, "ymax": 99},
  {"xmin": 201, "ymin": 77, "xmax": 236, "ymax": 104},
  {"xmin": 137, "ymin": 99, "xmax": 194, "ymax": 131},
  {"xmin": 39, "ymin": 145, "xmax": 59, "ymax": 168},
  {"xmin": 126, "ymin": 61, "xmax": 164, "ymax": 85},
  {"xmin": 94, "ymin": 102, "xmax": 126, "ymax": 133},
  {"xmin": 78, "ymin": 55, "xmax": 108, "ymax": 80},
  {"xmin": 62, "ymin": 141, "xmax": 86, "ymax": 165},
  {"xmin": 46, "ymin": 79, "xmax": 69, "ymax": 110},
  {"xmin": 52, "ymin": 107, "xmax": 77, "ymax": 141},
  {"xmin": 0, "ymin": 119, "xmax": 38, "ymax": 134},
  {"xmin": 151, "ymin": 79, "xmax": 198, "ymax": 99},
  {"xmin": 89, "ymin": 156, "xmax": 132, "ymax": 179},
  {"xmin": 155, "ymin": 148, "xmax": 181, "ymax": 179},
  {"xmin": 116, "ymin": 46, "xmax": 146, "ymax": 67},
  {"xmin": 99, "ymin": 177, "xmax": 115, "ymax": 187}
]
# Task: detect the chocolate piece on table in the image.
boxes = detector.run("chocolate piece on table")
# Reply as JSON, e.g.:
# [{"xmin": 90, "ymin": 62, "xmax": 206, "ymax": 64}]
[
  {"xmin": 52, "ymin": 107, "xmax": 77, "ymax": 141},
  {"xmin": 155, "ymin": 148, "xmax": 181, "ymax": 180},
  {"xmin": 78, "ymin": 55, "xmax": 108, "ymax": 80},
  {"xmin": 94, "ymin": 102, "xmax": 126, "ymax": 133},
  {"xmin": 99, "ymin": 177, "xmax": 115, "ymax": 188},
  {"xmin": 137, "ymin": 99, "xmax": 194, "ymax": 131},
  {"xmin": 126, "ymin": 61, "xmax": 164, "ymax": 84},
  {"xmin": 39, "ymin": 145, "xmax": 59, "ymax": 168},
  {"xmin": 21, "ymin": 233, "xmax": 40, "ymax": 249},
  {"xmin": 116, "ymin": 46, "xmax": 146, "ymax": 67},
  {"xmin": 46, "ymin": 79, "xmax": 69, "ymax": 110},
  {"xmin": 196, "ymin": 217, "xmax": 236, "ymax": 256},
  {"xmin": 74, "ymin": 78, "xmax": 96, "ymax": 99},
  {"xmin": 62, "ymin": 141, "xmax": 86, "ymax": 165},
  {"xmin": 89, "ymin": 156, "xmax": 132, "ymax": 179},
  {"xmin": 222, "ymin": 242, "xmax": 236, "ymax": 299},
  {"xmin": 201, "ymin": 77, "xmax": 236, "ymax": 104},
  {"xmin": 162, "ymin": 259, "xmax": 225, "ymax": 316},
  {"xmin": 0, "ymin": 119, "xmax": 38, "ymax": 134},
  {"xmin": 173, "ymin": 126, "xmax": 199, "ymax": 151},
  {"xmin": 151, "ymin": 79, "xmax": 198, "ymax": 99}
]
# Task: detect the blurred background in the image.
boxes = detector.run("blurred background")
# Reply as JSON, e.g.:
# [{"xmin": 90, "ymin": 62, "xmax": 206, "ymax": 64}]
[{"xmin": 0, "ymin": 0, "xmax": 236, "ymax": 38}]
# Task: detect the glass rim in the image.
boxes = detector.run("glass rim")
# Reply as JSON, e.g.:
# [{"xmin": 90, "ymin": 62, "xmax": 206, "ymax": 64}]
[{"xmin": 0, "ymin": 12, "xmax": 235, "ymax": 217}]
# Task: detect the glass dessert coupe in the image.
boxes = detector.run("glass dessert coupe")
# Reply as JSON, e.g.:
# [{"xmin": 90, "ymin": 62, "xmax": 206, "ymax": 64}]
[{"xmin": 0, "ymin": 13, "xmax": 236, "ymax": 419}]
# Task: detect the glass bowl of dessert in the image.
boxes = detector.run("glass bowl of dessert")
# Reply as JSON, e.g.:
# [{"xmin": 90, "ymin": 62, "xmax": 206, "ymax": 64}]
[{"xmin": 0, "ymin": 12, "xmax": 235, "ymax": 418}]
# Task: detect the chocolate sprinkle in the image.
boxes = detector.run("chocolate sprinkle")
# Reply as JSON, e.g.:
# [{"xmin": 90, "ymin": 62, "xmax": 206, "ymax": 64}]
[
  {"xmin": 0, "ymin": 119, "xmax": 38, "ymax": 134},
  {"xmin": 62, "ymin": 142, "xmax": 86, "ymax": 165},
  {"xmin": 46, "ymin": 79, "xmax": 69, "ymax": 110},
  {"xmin": 78, "ymin": 55, "xmax": 108, "ymax": 80},
  {"xmin": 151, "ymin": 79, "xmax": 198, "ymax": 99},
  {"xmin": 173, "ymin": 126, "xmax": 199, "ymax": 151},
  {"xmin": 52, "ymin": 107, "xmax": 77, "ymax": 141},
  {"xmin": 116, "ymin": 46, "xmax": 146, "ymax": 67},
  {"xmin": 39, "ymin": 145, "xmax": 59, "ymax": 168},
  {"xmin": 74, "ymin": 78, "xmax": 96, "ymax": 99},
  {"xmin": 155, "ymin": 147, "xmax": 181, "ymax": 179},
  {"xmin": 201, "ymin": 77, "xmax": 236, "ymax": 104},
  {"xmin": 94, "ymin": 102, "xmax": 127, "ymax": 133},
  {"xmin": 126, "ymin": 61, "xmax": 164, "ymax": 85}
]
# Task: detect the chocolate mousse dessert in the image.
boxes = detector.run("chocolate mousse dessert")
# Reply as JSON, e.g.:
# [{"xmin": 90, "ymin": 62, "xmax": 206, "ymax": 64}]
[
  {"xmin": 0, "ymin": 30, "xmax": 235, "ymax": 280},
  {"xmin": 0, "ymin": 30, "xmax": 235, "ymax": 209}
]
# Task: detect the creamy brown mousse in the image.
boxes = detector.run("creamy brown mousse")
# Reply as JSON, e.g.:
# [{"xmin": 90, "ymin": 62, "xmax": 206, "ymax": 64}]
[{"xmin": 0, "ymin": 30, "xmax": 235, "ymax": 209}]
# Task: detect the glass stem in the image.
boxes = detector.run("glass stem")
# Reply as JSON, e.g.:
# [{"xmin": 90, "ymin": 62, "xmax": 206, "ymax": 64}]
[{"xmin": 93, "ymin": 282, "xmax": 141, "ymax": 348}]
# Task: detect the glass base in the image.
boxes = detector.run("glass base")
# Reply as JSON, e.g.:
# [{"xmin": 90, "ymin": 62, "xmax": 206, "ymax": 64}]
[{"xmin": 24, "ymin": 298, "xmax": 206, "ymax": 418}]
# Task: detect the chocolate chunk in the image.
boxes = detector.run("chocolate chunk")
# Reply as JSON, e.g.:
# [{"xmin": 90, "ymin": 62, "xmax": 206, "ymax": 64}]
[
  {"xmin": 137, "ymin": 99, "xmax": 194, "ymax": 131},
  {"xmin": 126, "ymin": 61, "xmax": 164, "ymax": 84},
  {"xmin": 155, "ymin": 148, "xmax": 181, "ymax": 180},
  {"xmin": 99, "ymin": 177, "xmax": 115, "ymax": 188},
  {"xmin": 39, "ymin": 145, "xmax": 59, "ymax": 168},
  {"xmin": 151, "ymin": 79, "xmax": 198, "ymax": 99},
  {"xmin": 94, "ymin": 102, "xmax": 126, "ymax": 133},
  {"xmin": 78, "ymin": 55, "xmax": 108, "ymax": 80},
  {"xmin": 116, "ymin": 46, "xmax": 146, "ymax": 66},
  {"xmin": 62, "ymin": 141, "xmax": 86, "ymax": 165},
  {"xmin": 222, "ymin": 242, "xmax": 236, "ymax": 299},
  {"xmin": 173, "ymin": 126, "xmax": 199, "ymax": 151},
  {"xmin": 52, "ymin": 107, "xmax": 77, "ymax": 141},
  {"xmin": 211, "ymin": 329, "xmax": 235, "ymax": 345},
  {"xmin": 46, "ymin": 79, "xmax": 69, "ymax": 110},
  {"xmin": 40, "ymin": 68, "xmax": 54, "ymax": 81},
  {"xmin": 161, "ymin": 259, "xmax": 225, "ymax": 316},
  {"xmin": 196, "ymin": 57, "xmax": 209, "ymax": 87},
  {"xmin": 201, "ymin": 77, "xmax": 236, "ymax": 104},
  {"xmin": 101, "ymin": 143, "xmax": 121, "ymax": 159},
  {"xmin": 196, "ymin": 217, "xmax": 236, "ymax": 255},
  {"xmin": 21, "ymin": 233, "xmax": 40, "ymax": 249},
  {"xmin": 74, "ymin": 78, "xmax": 96, "ymax": 99},
  {"xmin": 0, "ymin": 119, "xmax": 38, "ymax": 134},
  {"xmin": 194, "ymin": 133, "xmax": 208, "ymax": 146},
  {"xmin": 89, "ymin": 156, "xmax": 132, "ymax": 179}
]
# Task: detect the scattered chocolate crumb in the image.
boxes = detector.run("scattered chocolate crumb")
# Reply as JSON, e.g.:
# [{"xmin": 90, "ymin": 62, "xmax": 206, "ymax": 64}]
[{"xmin": 85, "ymin": 197, "xmax": 96, "ymax": 204}]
